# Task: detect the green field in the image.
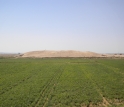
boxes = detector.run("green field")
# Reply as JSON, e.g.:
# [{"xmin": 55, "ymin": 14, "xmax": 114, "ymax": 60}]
[{"xmin": 0, "ymin": 58, "xmax": 124, "ymax": 107}]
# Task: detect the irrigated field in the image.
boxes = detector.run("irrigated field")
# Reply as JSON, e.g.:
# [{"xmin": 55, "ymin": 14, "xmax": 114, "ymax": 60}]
[{"xmin": 0, "ymin": 58, "xmax": 124, "ymax": 107}]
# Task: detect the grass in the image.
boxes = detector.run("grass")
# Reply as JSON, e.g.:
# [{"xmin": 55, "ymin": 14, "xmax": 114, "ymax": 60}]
[{"xmin": 0, "ymin": 58, "xmax": 124, "ymax": 107}]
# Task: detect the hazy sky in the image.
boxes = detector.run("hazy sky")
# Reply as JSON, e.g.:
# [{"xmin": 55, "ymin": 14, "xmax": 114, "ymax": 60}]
[{"xmin": 0, "ymin": 0, "xmax": 124, "ymax": 53}]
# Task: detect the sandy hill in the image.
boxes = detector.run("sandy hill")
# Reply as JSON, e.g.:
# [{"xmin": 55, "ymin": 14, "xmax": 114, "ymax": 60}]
[{"xmin": 22, "ymin": 50, "xmax": 103, "ymax": 58}]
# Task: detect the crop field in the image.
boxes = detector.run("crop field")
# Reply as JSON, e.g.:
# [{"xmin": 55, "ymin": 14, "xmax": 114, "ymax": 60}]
[{"xmin": 0, "ymin": 58, "xmax": 124, "ymax": 107}]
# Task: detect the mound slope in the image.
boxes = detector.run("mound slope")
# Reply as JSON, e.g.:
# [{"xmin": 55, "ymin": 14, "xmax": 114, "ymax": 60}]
[{"xmin": 22, "ymin": 50, "xmax": 102, "ymax": 58}]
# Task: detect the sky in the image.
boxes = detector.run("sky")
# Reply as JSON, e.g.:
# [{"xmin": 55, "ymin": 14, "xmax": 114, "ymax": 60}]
[{"xmin": 0, "ymin": 0, "xmax": 124, "ymax": 53}]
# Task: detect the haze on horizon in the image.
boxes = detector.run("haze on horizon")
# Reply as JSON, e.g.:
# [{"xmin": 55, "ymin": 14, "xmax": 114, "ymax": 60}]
[{"xmin": 0, "ymin": 0, "xmax": 124, "ymax": 53}]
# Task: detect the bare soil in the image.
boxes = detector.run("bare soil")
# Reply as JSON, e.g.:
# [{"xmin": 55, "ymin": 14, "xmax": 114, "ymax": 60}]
[{"xmin": 22, "ymin": 50, "xmax": 124, "ymax": 58}]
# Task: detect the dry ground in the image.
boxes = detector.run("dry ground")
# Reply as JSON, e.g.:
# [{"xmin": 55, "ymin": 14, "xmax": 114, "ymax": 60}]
[{"xmin": 22, "ymin": 50, "xmax": 124, "ymax": 58}]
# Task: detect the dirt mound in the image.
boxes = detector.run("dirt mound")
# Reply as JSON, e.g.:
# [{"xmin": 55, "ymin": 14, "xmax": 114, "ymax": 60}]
[{"xmin": 22, "ymin": 50, "xmax": 102, "ymax": 58}]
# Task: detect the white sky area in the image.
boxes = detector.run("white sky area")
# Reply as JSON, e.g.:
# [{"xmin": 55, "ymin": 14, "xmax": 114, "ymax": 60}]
[{"xmin": 0, "ymin": 0, "xmax": 124, "ymax": 53}]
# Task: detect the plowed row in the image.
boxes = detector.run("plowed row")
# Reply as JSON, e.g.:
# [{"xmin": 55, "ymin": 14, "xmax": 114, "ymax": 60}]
[{"xmin": 0, "ymin": 58, "xmax": 124, "ymax": 107}]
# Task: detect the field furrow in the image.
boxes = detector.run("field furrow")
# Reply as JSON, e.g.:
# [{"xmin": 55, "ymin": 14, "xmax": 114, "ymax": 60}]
[
  {"xmin": 82, "ymin": 66, "xmax": 111, "ymax": 107},
  {"xmin": 30, "ymin": 65, "xmax": 64, "ymax": 107},
  {"xmin": 0, "ymin": 73, "xmax": 36, "ymax": 95},
  {"xmin": 0, "ymin": 58, "xmax": 124, "ymax": 107}
]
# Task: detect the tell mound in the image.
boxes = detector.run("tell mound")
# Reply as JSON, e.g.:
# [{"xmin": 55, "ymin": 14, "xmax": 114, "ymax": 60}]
[{"xmin": 22, "ymin": 50, "xmax": 102, "ymax": 58}]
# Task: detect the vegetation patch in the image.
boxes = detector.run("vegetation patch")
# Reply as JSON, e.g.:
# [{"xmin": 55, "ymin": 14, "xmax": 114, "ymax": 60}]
[{"xmin": 0, "ymin": 58, "xmax": 124, "ymax": 107}]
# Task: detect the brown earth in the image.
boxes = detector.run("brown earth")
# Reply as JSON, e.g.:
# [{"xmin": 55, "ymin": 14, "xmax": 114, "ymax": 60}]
[
  {"xmin": 22, "ymin": 50, "xmax": 101, "ymax": 58},
  {"xmin": 1, "ymin": 51, "xmax": 123, "ymax": 58},
  {"xmin": 22, "ymin": 50, "xmax": 124, "ymax": 58}
]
